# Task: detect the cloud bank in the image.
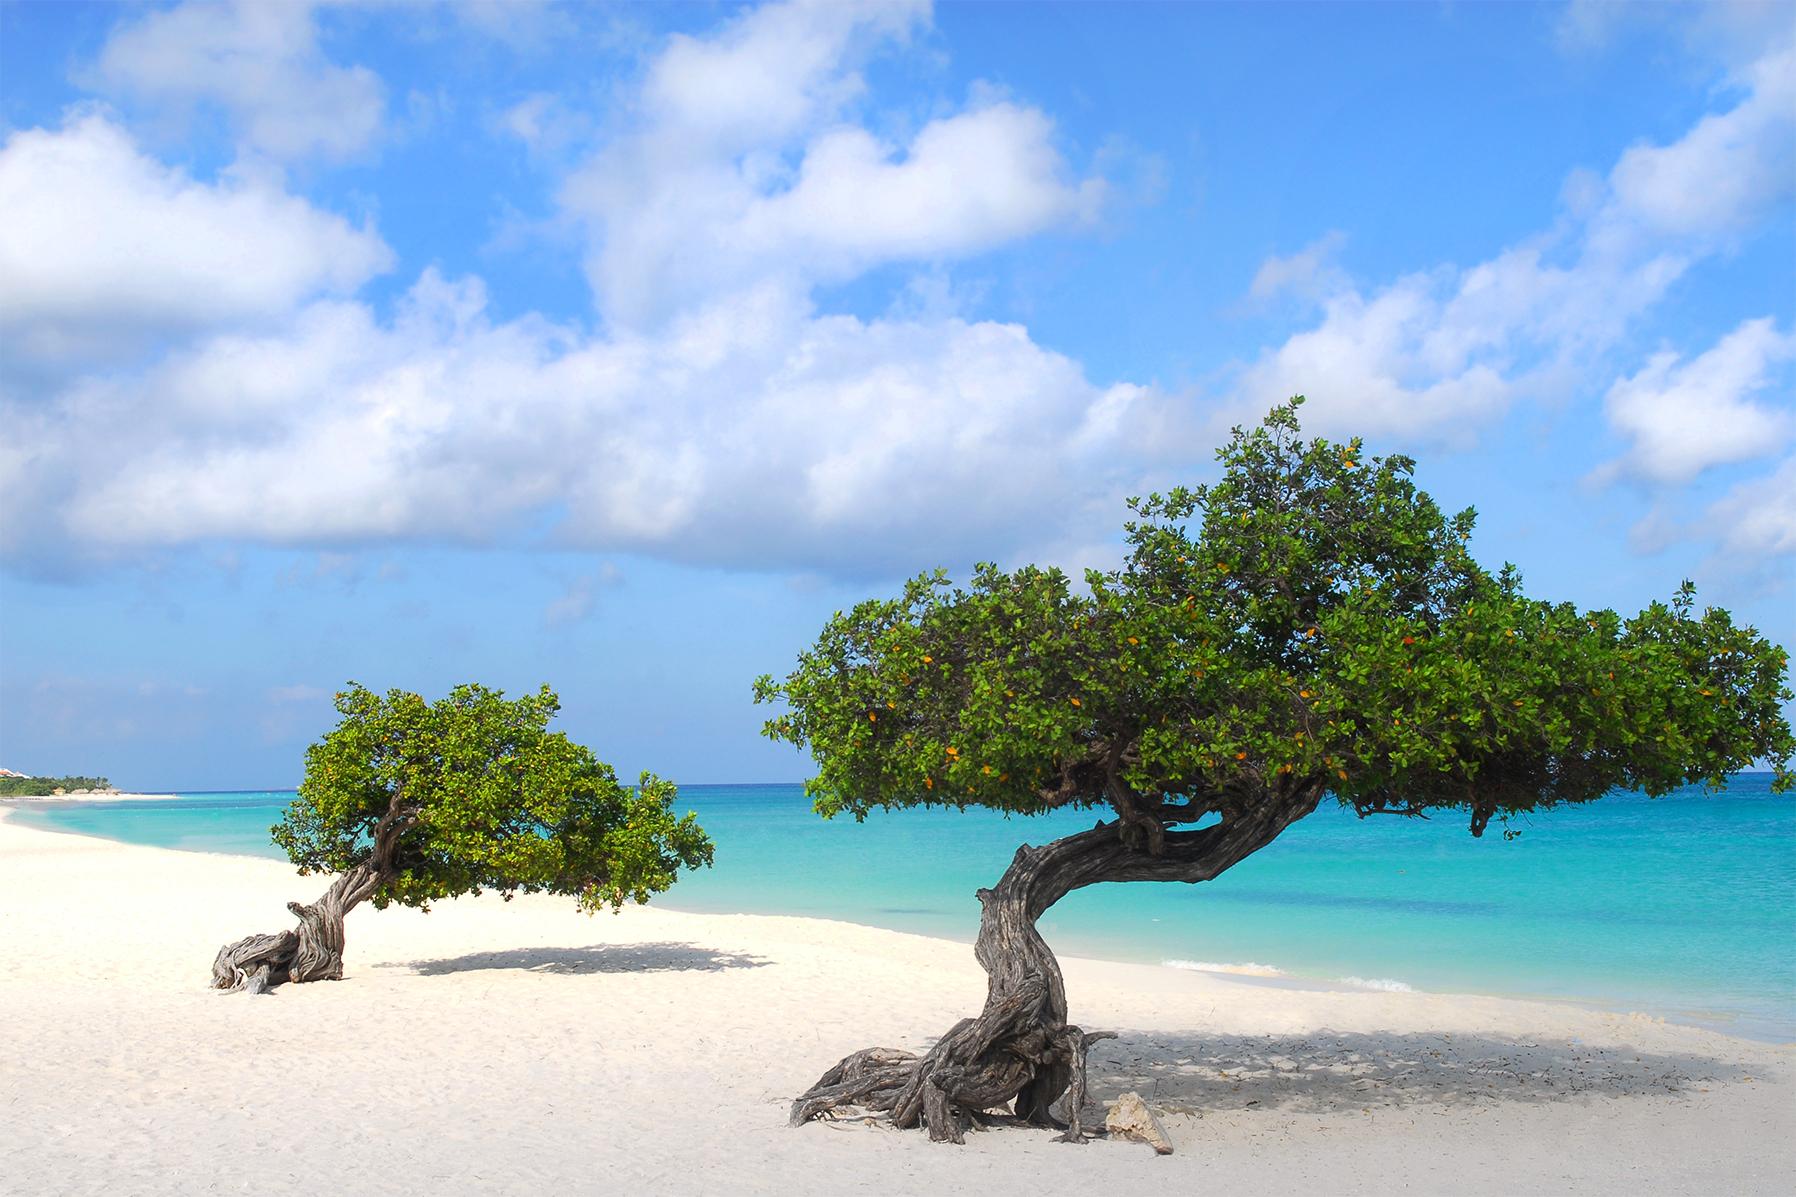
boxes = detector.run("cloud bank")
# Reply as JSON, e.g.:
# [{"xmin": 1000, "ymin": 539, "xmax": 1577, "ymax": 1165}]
[
  {"xmin": 3, "ymin": 1, "xmax": 1137, "ymax": 575},
  {"xmin": 2, "ymin": 0, "xmax": 1791, "ymax": 579}
]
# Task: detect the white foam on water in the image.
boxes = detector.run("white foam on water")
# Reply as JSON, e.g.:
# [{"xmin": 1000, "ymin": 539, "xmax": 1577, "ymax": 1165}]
[
  {"xmin": 1339, "ymin": 975, "xmax": 1415, "ymax": 992},
  {"xmin": 1162, "ymin": 959, "xmax": 1288, "ymax": 978}
]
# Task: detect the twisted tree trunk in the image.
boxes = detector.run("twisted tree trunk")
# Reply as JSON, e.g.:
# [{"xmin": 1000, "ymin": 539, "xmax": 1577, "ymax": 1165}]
[
  {"xmin": 211, "ymin": 801, "xmax": 413, "ymax": 993},
  {"xmin": 210, "ymin": 863, "xmax": 380, "ymax": 993},
  {"xmin": 790, "ymin": 789, "xmax": 1321, "ymax": 1143}
]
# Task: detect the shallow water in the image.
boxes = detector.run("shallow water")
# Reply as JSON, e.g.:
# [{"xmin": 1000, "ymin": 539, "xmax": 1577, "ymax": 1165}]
[{"xmin": 13, "ymin": 776, "xmax": 1792, "ymax": 1039}]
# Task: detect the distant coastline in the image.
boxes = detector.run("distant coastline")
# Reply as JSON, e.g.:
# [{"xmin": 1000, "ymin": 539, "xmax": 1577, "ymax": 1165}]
[
  {"xmin": 0, "ymin": 770, "xmax": 117, "ymax": 798},
  {"xmin": 0, "ymin": 790, "xmax": 177, "ymax": 803}
]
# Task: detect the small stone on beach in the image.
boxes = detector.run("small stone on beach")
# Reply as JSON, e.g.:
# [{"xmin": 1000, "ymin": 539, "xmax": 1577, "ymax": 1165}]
[{"xmin": 1106, "ymin": 1091, "xmax": 1174, "ymax": 1155}]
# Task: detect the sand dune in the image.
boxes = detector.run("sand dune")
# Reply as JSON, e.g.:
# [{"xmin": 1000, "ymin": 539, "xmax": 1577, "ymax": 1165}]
[{"xmin": 1, "ymin": 810, "xmax": 1789, "ymax": 1195}]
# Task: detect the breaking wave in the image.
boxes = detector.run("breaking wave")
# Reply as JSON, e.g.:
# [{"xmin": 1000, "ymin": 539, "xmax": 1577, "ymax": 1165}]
[{"xmin": 1161, "ymin": 959, "xmax": 1288, "ymax": 978}]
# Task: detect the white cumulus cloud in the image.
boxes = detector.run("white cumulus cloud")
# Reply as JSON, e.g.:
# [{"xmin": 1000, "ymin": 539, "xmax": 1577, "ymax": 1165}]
[
  {"xmin": 1602, "ymin": 40, "xmax": 1796, "ymax": 244},
  {"xmin": 88, "ymin": 0, "xmax": 386, "ymax": 163},
  {"xmin": 1705, "ymin": 456, "xmax": 1796, "ymax": 558},
  {"xmin": 3, "ymin": 273, "xmax": 1146, "ymax": 574},
  {"xmin": 8, "ymin": 0, "xmax": 1149, "ymax": 574},
  {"xmin": 562, "ymin": 0, "xmax": 1100, "ymax": 327},
  {"xmin": 1603, "ymin": 317, "xmax": 1795, "ymax": 485},
  {"xmin": 1232, "ymin": 32, "xmax": 1794, "ymax": 445},
  {"xmin": 0, "ymin": 112, "xmax": 391, "ymax": 364}
]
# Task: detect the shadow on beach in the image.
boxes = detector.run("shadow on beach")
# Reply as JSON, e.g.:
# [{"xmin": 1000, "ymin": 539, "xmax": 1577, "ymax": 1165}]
[
  {"xmin": 1082, "ymin": 1029, "xmax": 1758, "ymax": 1114},
  {"xmin": 393, "ymin": 941, "xmax": 771, "ymax": 977}
]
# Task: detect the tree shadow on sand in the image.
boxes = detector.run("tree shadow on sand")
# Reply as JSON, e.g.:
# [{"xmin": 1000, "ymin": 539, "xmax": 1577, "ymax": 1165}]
[
  {"xmin": 1078, "ymin": 1029, "xmax": 1756, "ymax": 1116},
  {"xmin": 394, "ymin": 942, "xmax": 770, "ymax": 977}
]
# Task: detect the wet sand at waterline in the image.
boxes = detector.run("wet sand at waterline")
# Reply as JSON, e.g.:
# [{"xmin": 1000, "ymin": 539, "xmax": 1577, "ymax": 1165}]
[{"xmin": 1, "ymin": 809, "xmax": 1789, "ymax": 1195}]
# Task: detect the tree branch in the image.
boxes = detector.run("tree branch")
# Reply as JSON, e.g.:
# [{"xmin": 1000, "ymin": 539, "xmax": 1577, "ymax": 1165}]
[{"xmin": 1104, "ymin": 753, "xmax": 1164, "ymax": 855}]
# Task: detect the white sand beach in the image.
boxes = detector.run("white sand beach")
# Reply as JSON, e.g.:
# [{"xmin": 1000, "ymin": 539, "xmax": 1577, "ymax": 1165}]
[{"xmin": 1, "ymin": 809, "xmax": 1790, "ymax": 1196}]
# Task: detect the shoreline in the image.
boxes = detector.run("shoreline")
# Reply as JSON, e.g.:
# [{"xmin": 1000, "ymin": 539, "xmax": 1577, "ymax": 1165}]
[
  {"xmin": 5, "ymin": 805, "xmax": 1791, "ymax": 1049},
  {"xmin": 1, "ymin": 807, "xmax": 1790, "ymax": 1193},
  {"xmin": 0, "ymin": 790, "xmax": 180, "ymax": 804}
]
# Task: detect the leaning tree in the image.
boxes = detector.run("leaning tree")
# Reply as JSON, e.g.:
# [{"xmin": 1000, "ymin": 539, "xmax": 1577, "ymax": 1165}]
[
  {"xmin": 213, "ymin": 682, "xmax": 713, "ymax": 993},
  {"xmin": 756, "ymin": 399, "xmax": 1793, "ymax": 1144}
]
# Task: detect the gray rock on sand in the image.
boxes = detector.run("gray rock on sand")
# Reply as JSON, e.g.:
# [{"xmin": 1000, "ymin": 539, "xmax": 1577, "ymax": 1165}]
[{"xmin": 1105, "ymin": 1090, "xmax": 1174, "ymax": 1154}]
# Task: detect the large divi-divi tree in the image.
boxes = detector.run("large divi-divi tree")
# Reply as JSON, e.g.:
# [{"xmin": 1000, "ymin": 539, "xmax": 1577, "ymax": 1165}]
[
  {"xmin": 212, "ymin": 683, "xmax": 713, "ymax": 993},
  {"xmin": 756, "ymin": 400, "xmax": 1793, "ymax": 1144}
]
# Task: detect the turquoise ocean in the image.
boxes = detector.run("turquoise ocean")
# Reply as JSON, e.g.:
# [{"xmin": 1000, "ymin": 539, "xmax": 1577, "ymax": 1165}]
[{"xmin": 11, "ymin": 777, "xmax": 1793, "ymax": 1041}]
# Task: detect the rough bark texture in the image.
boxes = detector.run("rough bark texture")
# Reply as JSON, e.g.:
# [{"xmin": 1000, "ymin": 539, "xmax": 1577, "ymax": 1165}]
[
  {"xmin": 211, "ymin": 800, "xmax": 413, "ymax": 993},
  {"xmin": 210, "ymin": 863, "xmax": 380, "ymax": 992},
  {"xmin": 790, "ymin": 788, "xmax": 1322, "ymax": 1142}
]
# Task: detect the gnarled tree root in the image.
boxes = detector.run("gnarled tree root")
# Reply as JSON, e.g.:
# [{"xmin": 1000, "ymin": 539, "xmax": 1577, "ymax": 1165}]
[
  {"xmin": 211, "ymin": 864, "xmax": 375, "ymax": 993},
  {"xmin": 791, "ymin": 952, "xmax": 1119, "ymax": 1143},
  {"xmin": 790, "ymin": 1003, "xmax": 1116, "ymax": 1143},
  {"xmin": 211, "ymin": 930, "xmax": 298, "ymax": 993}
]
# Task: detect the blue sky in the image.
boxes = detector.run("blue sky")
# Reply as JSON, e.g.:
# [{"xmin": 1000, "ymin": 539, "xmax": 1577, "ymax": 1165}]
[{"xmin": 1, "ymin": 0, "xmax": 1791, "ymax": 790}]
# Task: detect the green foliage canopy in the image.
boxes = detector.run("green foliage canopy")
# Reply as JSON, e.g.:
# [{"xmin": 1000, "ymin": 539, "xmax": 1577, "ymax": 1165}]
[
  {"xmin": 0, "ymin": 775, "xmax": 111, "ymax": 796},
  {"xmin": 274, "ymin": 683, "xmax": 713, "ymax": 911},
  {"xmin": 757, "ymin": 400, "xmax": 1793, "ymax": 839}
]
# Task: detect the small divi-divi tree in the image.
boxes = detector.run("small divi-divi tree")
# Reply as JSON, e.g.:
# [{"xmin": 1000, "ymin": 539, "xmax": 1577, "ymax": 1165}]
[
  {"xmin": 212, "ymin": 683, "xmax": 713, "ymax": 993},
  {"xmin": 757, "ymin": 399, "xmax": 1793, "ymax": 1144}
]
